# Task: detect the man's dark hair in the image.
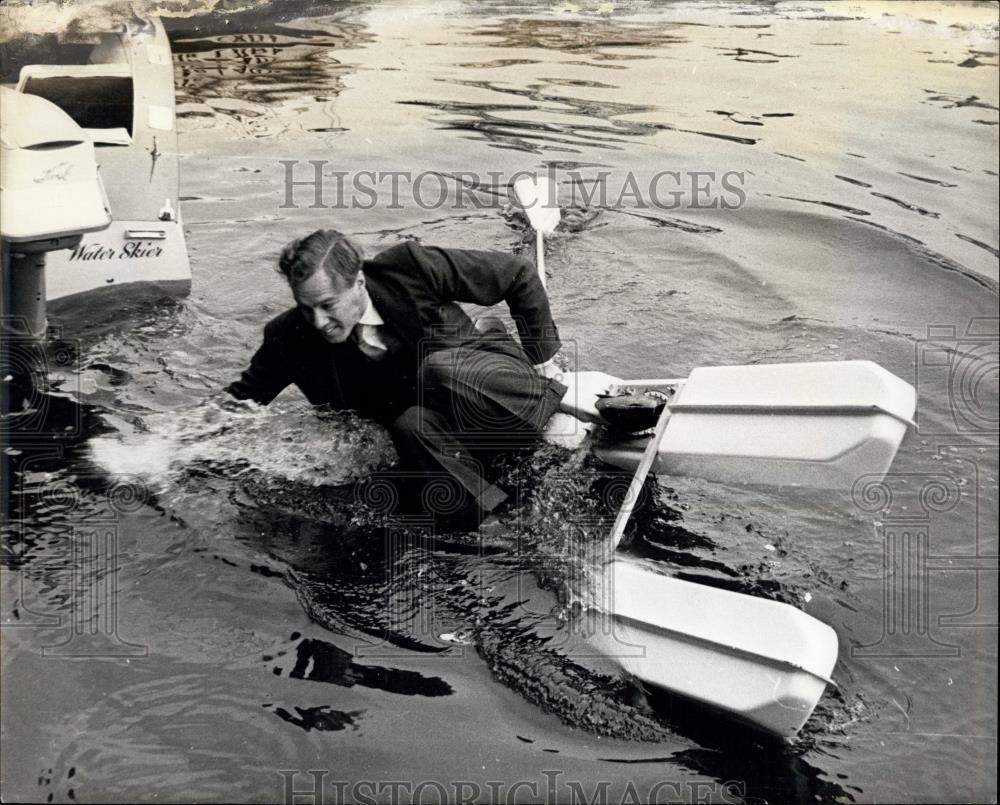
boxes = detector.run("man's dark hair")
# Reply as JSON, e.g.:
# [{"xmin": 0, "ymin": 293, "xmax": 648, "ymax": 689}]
[{"xmin": 277, "ymin": 229, "xmax": 364, "ymax": 290}]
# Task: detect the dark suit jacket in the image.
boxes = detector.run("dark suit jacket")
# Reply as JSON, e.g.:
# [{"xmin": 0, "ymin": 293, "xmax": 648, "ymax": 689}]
[{"xmin": 227, "ymin": 241, "xmax": 562, "ymax": 422}]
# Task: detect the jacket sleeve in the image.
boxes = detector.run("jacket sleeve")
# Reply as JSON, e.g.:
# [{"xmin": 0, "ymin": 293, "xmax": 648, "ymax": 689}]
[
  {"xmin": 225, "ymin": 318, "xmax": 293, "ymax": 405},
  {"xmin": 414, "ymin": 244, "xmax": 561, "ymax": 365}
]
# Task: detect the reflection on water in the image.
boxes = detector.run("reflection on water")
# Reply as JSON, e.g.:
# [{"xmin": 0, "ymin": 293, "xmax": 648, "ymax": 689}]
[
  {"xmin": 2, "ymin": 1, "xmax": 998, "ymax": 802},
  {"xmin": 405, "ymin": 78, "xmax": 661, "ymax": 153},
  {"xmin": 282, "ymin": 636, "xmax": 453, "ymax": 696},
  {"xmin": 170, "ymin": 14, "xmax": 372, "ymax": 140},
  {"xmin": 472, "ymin": 16, "xmax": 689, "ymax": 54},
  {"xmin": 404, "ymin": 13, "xmax": 772, "ymax": 153}
]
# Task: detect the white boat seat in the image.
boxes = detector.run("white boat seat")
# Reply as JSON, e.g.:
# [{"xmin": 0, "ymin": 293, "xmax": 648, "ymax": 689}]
[{"xmin": 84, "ymin": 127, "xmax": 131, "ymax": 145}]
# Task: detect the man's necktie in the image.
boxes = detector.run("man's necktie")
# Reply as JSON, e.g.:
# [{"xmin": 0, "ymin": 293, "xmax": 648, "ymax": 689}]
[{"xmin": 352, "ymin": 323, "xmax": 389, "ymax": 361}]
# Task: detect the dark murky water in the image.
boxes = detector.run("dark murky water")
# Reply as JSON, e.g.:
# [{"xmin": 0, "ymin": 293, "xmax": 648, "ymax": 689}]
[{"xmin": 2, "ymin": 2, "xmax": 998, "ymax": 803}]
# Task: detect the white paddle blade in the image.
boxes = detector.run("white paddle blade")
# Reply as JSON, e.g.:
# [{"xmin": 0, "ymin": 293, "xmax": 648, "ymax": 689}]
[
  {"xmin": 590, "ymin": 557, "xmax": 838, "ymax": 737},
  {"xmin": 512, "ymin": 175, "xmax": 561, "ymax": 234},
  {"xmin": 592, "ymin": 360, "xmax": 916, "ymax": 490}
]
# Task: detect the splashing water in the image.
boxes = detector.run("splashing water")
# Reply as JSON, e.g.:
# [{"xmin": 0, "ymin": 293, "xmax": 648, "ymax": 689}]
[
  {"xmin": 88, "ymin": 400, "xmax": 398, "ymax": 495},
  {"xmin": 489, "ymin": 443, "xmax": 645, "ymax": 616}
]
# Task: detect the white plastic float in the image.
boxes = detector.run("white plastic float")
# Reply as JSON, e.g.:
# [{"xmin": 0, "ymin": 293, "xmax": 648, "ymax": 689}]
[
  {"xmin": 595, "ymin": 556, "xmax": 840, "ymax": 738},
  {"xmin": 542, "ymin": 359, "xmax": 915, "ymax": 736},
  {"xmin": 552, "ymin": 359, "xmax": 915, "ymax": 491}
]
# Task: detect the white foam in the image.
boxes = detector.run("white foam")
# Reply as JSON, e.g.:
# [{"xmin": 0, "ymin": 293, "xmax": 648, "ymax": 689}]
[{"xmin": 89, "ymin": 400, "xmax": 398, "ymax": 491}]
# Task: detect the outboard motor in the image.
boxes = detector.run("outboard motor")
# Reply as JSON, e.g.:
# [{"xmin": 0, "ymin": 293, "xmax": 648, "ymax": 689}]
[
  {"xmin": 1, "ymin": 86, "xmax": 111, "ymax": 425},
  {"xmin": 1, "ymin": 86, "xmax": 111, "ymax": 337}
]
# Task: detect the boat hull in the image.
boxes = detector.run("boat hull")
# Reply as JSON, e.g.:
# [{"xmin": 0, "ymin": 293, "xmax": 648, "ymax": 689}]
[
  {"xmin": 12, "ymin": 17, "xmax": 192, "ymax": 320},
  {"xmin": 45, "ymin": 219, "xmax": 191, "ymax": 310}
]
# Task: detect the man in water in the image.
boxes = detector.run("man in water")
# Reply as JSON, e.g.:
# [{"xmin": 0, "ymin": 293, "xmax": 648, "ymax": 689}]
[{"xmin": 227, "ymin": 229, "xmax": 570, "ymax": 530}]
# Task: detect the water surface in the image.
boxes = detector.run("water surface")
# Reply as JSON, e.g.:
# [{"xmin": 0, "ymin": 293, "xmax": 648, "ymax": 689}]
[{"xmin": 2, "ymin": 2, "xmax": 997, "ymax": 803}]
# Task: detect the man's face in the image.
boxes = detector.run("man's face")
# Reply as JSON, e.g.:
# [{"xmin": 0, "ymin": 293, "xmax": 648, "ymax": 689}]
[{"xmin": 294, "ymin": 269, "xmax": 366, "ymax": 344}]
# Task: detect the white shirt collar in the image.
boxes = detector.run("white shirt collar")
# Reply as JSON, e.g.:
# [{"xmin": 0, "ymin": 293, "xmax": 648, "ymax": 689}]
[{"xmin": 358, "ymin": 288, "xmax": 384, "ymax": 327}]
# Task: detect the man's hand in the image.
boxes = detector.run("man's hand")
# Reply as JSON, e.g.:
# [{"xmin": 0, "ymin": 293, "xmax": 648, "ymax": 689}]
[
  {"xmin": 533, "ymin": 357, "xmax": 565, "ymax": 382},
  {"xmin": 200, "ymin": 394, "xmax": 260, "ymax": 425},
  {"xmin": 557, "ymin": 370, "xmax": 619, "ymax": 423}
]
